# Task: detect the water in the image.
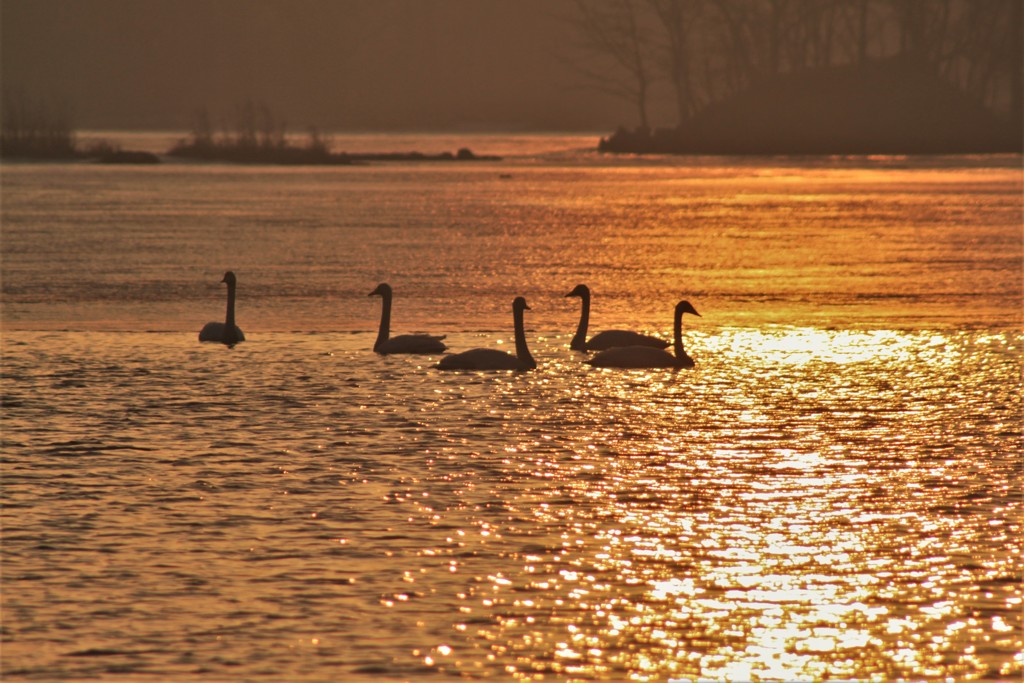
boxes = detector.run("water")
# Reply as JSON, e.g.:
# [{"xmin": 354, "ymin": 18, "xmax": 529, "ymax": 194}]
[{"xmin": 2, "ymin": 136, "xmax": 1021, "ymax": 681}]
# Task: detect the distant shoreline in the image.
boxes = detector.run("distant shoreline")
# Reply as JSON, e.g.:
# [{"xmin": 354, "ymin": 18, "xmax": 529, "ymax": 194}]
[
  {"xmin": 0, "ymin": 142, "xmax": 503, "ymax": 165},
  {"xmin": 597, "ymin": 127, "xmax": 1023, "ymax": 157},
  {"xmin": 163, "ymin": 140, "xmax": 501, "ymax": 165},
  {"xmin": 3, "ymin": 128, "xmax": 1021, "ymax": 165}
]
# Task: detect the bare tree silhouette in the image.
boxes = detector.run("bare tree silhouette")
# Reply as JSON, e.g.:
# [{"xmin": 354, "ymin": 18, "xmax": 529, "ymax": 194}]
[
  {"xmin": 566, "ymin": 0, "xmax": 661, "ymax": 131},
  {"xmin": 1, "ymin": 87, "xmax": 77, "ymax": 158},
  {"xmin": 570, "ymin": 0, "xmax": 1022, "ymax": 131}
]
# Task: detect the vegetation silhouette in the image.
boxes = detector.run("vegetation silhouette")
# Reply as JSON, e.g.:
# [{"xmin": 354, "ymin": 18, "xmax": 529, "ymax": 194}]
[
  {"xmin": 1, "ymin": 88, "xmax": 158, "ymax": 162},
  {"xmin": 568, "ymin": 0, "xmax": 1021, "ymax": 155},
  {"xmin": 169, "ymin": 102, "xmax": 500, "ymax": 165},
  {"xmin": 599, "ymin": 58, "xmax": 1022, "ymax": 155},
  {"xmin": 1, "ymin": 96, "xmax": 499, "ymax": 164},
  {"xmin": 1, "ymin": 88, "xmax": 77, "ymax": 159}
]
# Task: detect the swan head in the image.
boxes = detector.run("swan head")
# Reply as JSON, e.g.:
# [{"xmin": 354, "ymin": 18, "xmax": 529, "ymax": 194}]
[
  {"xmin": 221, "ymin": 271, "xmax": 237, "ymax": 286},
  {"xmin": 369, "ymin": 283, "xmax": 392, "ymax": 298},
  {"xmin": 676, "ymin": 300, "xmax": 701, "ymax": 317},
  {"xmin": 513, "ymin": 296, "xmax": 530, "ymax": 312},
  {"xmin": 565, "ymin": 284, "xmax": 589, "ymax": 298}
]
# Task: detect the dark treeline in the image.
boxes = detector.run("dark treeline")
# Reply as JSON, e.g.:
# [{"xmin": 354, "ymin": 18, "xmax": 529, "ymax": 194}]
[
  {"xmin": 0, "ymin": 95, "xmax": 498, "ymax": 164},
  {"xmin": 1, "ymin": 88, "xmax": 159, "ymax": 162},
  {"xmin": 569, "ymin": 0, "xmax": 1022, "ymax": 134},
  {"xmin": 1, "ymin": 88, "xmax": 78, "ymax": 159}
]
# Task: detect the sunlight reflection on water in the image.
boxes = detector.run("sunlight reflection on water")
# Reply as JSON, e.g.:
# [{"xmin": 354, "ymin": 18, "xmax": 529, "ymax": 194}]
[
  {"xmin": 2, "ymin": 152, "xmax": 1021, "ymax": 681},
  {"xmin": 2, "ymin": 157, "xmax": 1020, "ymax": 332},
  {"xmin": 5, "ymin": 327, "xmax": 1018, "ymax": 681}
]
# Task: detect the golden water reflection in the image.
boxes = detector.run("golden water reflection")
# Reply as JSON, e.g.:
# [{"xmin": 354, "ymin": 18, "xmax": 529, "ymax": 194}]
[
  {"xmin": 452, "ymin": 328, "xmax": 1021, "ymax": 681},
  {"xmin": 1, "ymin": 329, "xmax": 1018, "ymax": 681}
]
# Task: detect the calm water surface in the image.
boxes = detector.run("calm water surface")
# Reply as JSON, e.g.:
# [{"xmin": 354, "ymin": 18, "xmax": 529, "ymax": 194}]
[{"xmin": 2, "ymin": 136, "xmax": 1021, "ymax": 681}]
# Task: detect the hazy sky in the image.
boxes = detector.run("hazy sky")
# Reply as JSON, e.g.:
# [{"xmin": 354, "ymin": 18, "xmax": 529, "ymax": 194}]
[{"xmin": 2, "ymin": 0, "xmax": 646, "ymax": 131}]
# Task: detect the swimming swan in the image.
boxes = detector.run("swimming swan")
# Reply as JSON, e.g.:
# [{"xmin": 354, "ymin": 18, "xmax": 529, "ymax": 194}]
[
  {"xmin": 437, "ymin": 297, "xmax": 536, "ymax": 371},
  {"xmin": 199, "ymin": 271, "xmax": 245, "ymax": 345},
  {"xmin": 586, "ymin": 300, "xmax": 700, "ymax": 368},
  {"xmin": 566, "ymin": 284, "xmax": 669, "ymax": 351},
  {"xmin": 369, "ymin": 283, "xmax": 447, "ymax": 354}
]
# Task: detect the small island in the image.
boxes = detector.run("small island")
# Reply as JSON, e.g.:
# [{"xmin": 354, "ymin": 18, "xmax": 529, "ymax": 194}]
[
  {"xmin": 0, "ymin": 99, "xmax": 161, "ymax": 164},
  {"xmin": 167, "ymin": 136, "xmax": 499, "ymax": 165},
  {"xmin": 0, "ymin": 98, "xmax": 502, "ymax": 165},
  {"xmin": 166, "ymin": 104, "xmax": 501, "ymax": 164}
]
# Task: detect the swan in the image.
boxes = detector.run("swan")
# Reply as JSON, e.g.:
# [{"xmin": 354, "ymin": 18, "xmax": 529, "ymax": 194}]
[
  {"xmin": 436, "ymin": 297, "xmax": 536, "ymax": 371},
  {"xmin": 369, "ymin": 283, "xmax": 447, "ymax": 354},
  {"xmin": 586, "ymin": 300, "xmax": 700, "ymax": 368},
  {"xmin": 566, "ymin": 284, "xmax": 669, "ymax": 351},
  {"xmin": 199, "ymin": 271, "xmax": 245, "ymax": 345}
]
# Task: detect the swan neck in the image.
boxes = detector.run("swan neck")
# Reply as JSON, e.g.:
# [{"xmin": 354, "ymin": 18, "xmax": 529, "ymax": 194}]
[
  {"xmin": 514, "ymin": 306, "xmax": 535, "ymax": 368},
  {"xmin": 570, "ymin": 293, "xmax": 590, "ymax": 350},
  {"xmin": 225, "ymin": 280, "xmax": 236, "ymax": 329},
  {"xmin": 673, "ymin": 306, "xmax": 685, "ymax": 361},
  {"xmin": 374, "ymin": 291, "xmax": 392, "ymax": 351}
]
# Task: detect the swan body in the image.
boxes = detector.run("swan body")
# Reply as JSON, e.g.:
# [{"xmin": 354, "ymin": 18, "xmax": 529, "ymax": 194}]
[
  {"xmin": 198, "ymin": 322, "xmax": 244, "ymax": 344},
  {"xmin": 586, "ymin": 329, "xmax": 669, "ymax": 351},
  {"xmin": 437, "ymin": 297, "xmax": 536, "ymax": 371},
  {"xmin": 376, "ymin": 333, "xmax": 447, "ymax": 354},
  {"xmin": 586, "ymin": 300, "xmax": 700, "ymax": 369},
  {"xmin": 370, "ymin": 283, "xmax": 447, "ymax": 354},
  {"xmin": 566, "ymin": 284, "xmax": 668, "ymax": 351},
  {"xmin": 199, "ymin": 271, "xmax": 245, "ymax": 345},
  {"xmin": 437, "ymin": 348, "xmax": 526, "ymax": 370}
]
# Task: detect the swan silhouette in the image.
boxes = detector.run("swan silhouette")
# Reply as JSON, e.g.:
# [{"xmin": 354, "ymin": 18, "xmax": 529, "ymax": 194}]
[
  {"xmin": 199, "ymin": 271, "xmax": 245, "ymax": 345},
  {"xmin": 369, "ymin": 283, "xmax": 447, "ymax": 354},
  {"xmin": 437, "ymin": 297, "xmax": 536, "ymax": 371},
  {"xmin": 566, "ymin": 284, "xmax": 669, "ymax": 352},
  {"xmin": 586, "ymin": 300, "xmax": 700, "ymax": 368}
]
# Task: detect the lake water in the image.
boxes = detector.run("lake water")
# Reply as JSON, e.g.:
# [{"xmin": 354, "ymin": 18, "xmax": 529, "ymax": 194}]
[{"xmin": 2, "ymin": 135, "xmax": 1021, "ymax": 682}]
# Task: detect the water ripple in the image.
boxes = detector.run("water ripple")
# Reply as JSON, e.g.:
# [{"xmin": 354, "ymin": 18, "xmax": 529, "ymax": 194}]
[{"xmin": 1, "ymin": 329, "xmax": 1020, "ymax": 681}]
